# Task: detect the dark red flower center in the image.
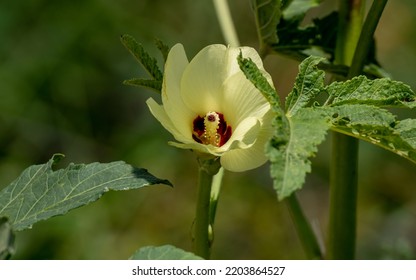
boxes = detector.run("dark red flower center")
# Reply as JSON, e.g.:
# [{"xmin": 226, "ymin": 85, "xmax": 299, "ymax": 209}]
[{"xmin": 192, "ymin": 112, "xmax": 232, "ymax": 147}]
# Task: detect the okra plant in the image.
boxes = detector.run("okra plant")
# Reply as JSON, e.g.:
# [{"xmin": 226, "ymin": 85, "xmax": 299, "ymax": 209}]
[{"xmin": 1, "ymin": 0, "xmax": 415, "ymax": 260}]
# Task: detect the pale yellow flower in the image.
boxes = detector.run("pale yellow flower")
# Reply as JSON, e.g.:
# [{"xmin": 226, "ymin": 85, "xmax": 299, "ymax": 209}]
[{"xmin": 146, "ymin": 44, "xmax": 274, "ymax": 172}]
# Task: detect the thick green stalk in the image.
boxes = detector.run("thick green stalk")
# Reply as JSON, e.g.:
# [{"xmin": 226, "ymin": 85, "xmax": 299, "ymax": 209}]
[
  {"xmin": 327, "ymin": 0, "xmax": 365, "ymax": 260},
  {"xmin": 328, "ymin": 0, "xmax": 388, "ymax": 260},
  {"xmin": 193, "ymin": 157, "xmax": 221, "ymax": 259},
  {"xmin": 348, "ymin": 0, "xmax": 388, "ymax": 79},
  {"xmin": 286, "ymin": 194, "xmax": 322, "ymax": 259},
  {"xmin": 328, "ymin": 133, "xmax": 359, "ymax": 259},
  {"xmin": 193, "ymin": 166, "xmax": 213, "ymax": 259},
  {"xmin": 334, "ymin": 1, "xmax": 365, "ymax": 66}
]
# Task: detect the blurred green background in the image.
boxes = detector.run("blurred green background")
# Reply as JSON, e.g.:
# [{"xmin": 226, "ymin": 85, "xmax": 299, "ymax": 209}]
[{"xmin": 0, "ymin": 0, "xmax": 415, "ymax": 259}]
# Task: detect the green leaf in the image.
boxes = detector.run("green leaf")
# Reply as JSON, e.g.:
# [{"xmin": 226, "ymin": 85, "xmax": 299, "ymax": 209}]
[
  {"xmin": 272, "ymin": 12, "xmax": 384, "ymax": 79},
  {"xmin": 154, "ymin": 38, "xmax": 170, "ymax": 63},
  {"xmin": 252, "ymin": 0, "xmax": 281, "ymax": 47},
  {"xmin": 0, "ymin": 217, "xmax": 15, "ymax": 260},
  {"xmin": 330, "ymin": 104, "xmax": 396, "ymax": 128},
  {"xmin": 239, "ymin": 53, "xmax": 416, "ymax": 200},
  {"xmin": 237, "ymin": 52, "xmax": 282, "ymax": 112},
  {"xmin": 123, "ymin": 78, "xmax": 162, "ymax": 92},
  {"xmin": 238, "ymin": 53, "xmax": 329, "ymax": 199},
  {"xmin": 130, "ymin": 245, "xmax": 203, "ymax": 260},
  {"xmin": 268, "ymin": 108, "xmax": 331, "ymax": 200},
  {"xmin": 396, "ymin": 119, "xmax": 416, "ymax": 149},
  {"xmin": 329, "ymin": 105, "xmax": 416, "ymax": 163},
  {"xmin": 121, "ymin": 34, "xmax": 163, "ymax": 81},
  {"xmin": 282, "ymin": 0, "xmax": 322, "ymax": 20},
  {"xmin": 273, "ymin": 12, "xmax": 338, "ymax": 60},
  {"xmin": 285, "ymin": 56, "xmax": 326, "ymax": 116},
  {"xmin": 327, "ymin": 76, "xmax": 416, "ymax": 108},
  {"xmin": 0, "ymin": 154, "xmax": 172, "ymax": 231}
]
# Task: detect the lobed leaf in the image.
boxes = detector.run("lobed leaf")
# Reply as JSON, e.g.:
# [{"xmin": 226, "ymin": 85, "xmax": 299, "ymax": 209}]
[
  {"xmin": 0, "ymin": 154, "xmax": 172, "ymax": 231},
  {"xmin": 285, "ymin": 56, "xmax": 326, "ymax": 116},
  {"xmin": 329, "ymin": 105, "xmax": 416, "ymax": 163},
  {"xmin": 129, "ymin": 245, "xmax": 203, "ymax": 260},
  {"xmin": 120, "ymin": 34, "xmax": 163, "ymax": 81},
  {"xmin": 327, "ymin": 76, "xmax": 416, "ymax": 108},
  {"xmin": 240, "ymin": 53, "xmax": 416, "ymax": 200},
  {"xmin": 268, "ymin": 108, "xmax": 331, "ymax": 200}
]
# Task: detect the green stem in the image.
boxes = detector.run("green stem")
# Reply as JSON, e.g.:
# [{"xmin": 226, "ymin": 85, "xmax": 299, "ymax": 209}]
[
  {"xmin": 348, "ymin": 0, "xmax": 388, "ymax": 78},
  {"xmin": 286, "ymin": 194, "xmax": 322, "ymax": 259},
  {"xmin": 193, "ymin": 157, "xmax": 221, "ymax": 259},
  {"xmin": 193, "ymin": 167, "xmax": 213, "ymax": 259},
  {"xmin": 328, "ymin": 0, "xmax": 365, "ymax": 260},
  {"xmin": 335, "ymin": 0, "xmax": 365, "ymax": 67},
  {"xmin": 328, "ymin": 133, "xmax": 359, "ymax": 259},
  {"xmin": 328, "ymin": 0, "xmax": 388, "ymax": 260}
]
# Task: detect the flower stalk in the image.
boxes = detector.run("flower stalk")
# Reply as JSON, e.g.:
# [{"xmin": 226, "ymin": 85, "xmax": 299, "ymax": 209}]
[
  {"xmin": 193, "ymin": 157, "xmax": 221, "ymax": 259},
  {"xmin": 286, "ymin": 194, "xmax": 323, "ymax": 259}
]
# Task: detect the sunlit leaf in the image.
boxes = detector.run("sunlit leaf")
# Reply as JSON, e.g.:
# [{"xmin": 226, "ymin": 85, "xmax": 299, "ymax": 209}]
[
  {"xmin": 327, "ymin": 76, "xmax": 416, "ymax": 108},
  {"xmin": 0, "ymin": 154, "xmax": 172, "ymax": 231},
  {"xmin": 268, "ymin": 108, "xmax": 331, "ymax": 200},
  {"xmin": 330, "ymin": 105, "xmax": 416, "ymax": 163},
  {"xmin": 240, "ymin": 53, "xmax": 416, "ymax": 200},
  {"xmin": 239, "ymin": 53, "xmax": 328, "ymax": 200},
  {"xmin": 285, "ymin": 56, "xmax": 326, "ymax": 116},
  {"xmin": 130, "ymin": 245, "xmax": 203, "ymax": 260}
]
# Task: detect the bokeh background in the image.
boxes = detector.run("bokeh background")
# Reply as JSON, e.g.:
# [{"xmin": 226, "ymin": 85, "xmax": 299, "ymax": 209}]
[{"xmin": 0, "ymin": 0, "xmax": 415, "ymax": 259}]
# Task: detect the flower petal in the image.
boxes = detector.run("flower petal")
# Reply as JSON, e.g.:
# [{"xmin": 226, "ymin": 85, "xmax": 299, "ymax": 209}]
[
  {"xmin": 162, "ymin": 43, "xmax": 195, "ymax": 138},
  {"xmin": 220, "ymin": 144, "xmax": 267, "ymax": 172},
  {"xmin": 220, "ymin": 111, "xmax": 274, "ymax": 172},
  {"xmin": 220, "ymin": 71, "xmax": 270, "ymax": 127},
  {"xmin": 218, "ymin": 116, "xmax": 261, "ymax": 151},
  {"xmin": 169, "ymin": 141, "xmax": 222, "ymax": 157},
  {"xmin": 146, "ymin": 98, "xmax": 189, "ymax": 144},
  {"xmin": 180, "ymin": 45, "xmax": 228, "ymax": 114},
  {"xmin": 228, "ymin": 46, "xmax": 264, "ymax": 75}
]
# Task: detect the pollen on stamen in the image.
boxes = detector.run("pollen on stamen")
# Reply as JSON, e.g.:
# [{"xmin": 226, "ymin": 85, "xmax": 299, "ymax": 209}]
[
  {"xmin": 203, "ymin": 112, "xmax": 220, "ymax": 146},
  {"xmin": 192, "ymin": 111, "xmax": 232, "ymax": 147}
]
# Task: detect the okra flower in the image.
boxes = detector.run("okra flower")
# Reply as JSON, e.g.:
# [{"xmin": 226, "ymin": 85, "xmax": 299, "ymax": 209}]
[{"xmin": 146, "ymin": 44, "xmax": 274, "ymax": 172}]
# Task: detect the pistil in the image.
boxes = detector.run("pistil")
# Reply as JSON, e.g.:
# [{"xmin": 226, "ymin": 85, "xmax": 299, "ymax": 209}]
[{"xmin": 192, "ymin": 111, "xmax": 232, "ymax": 147}]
